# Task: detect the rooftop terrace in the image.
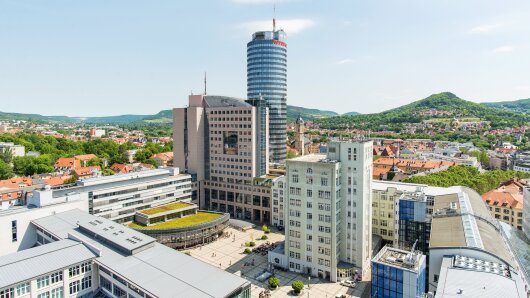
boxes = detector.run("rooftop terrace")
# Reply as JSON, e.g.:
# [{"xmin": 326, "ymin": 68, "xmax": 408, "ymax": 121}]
[
  {"xmin": 129, "ymin": 211, "xmax": 223, "ymax": 230},
  {"xmin": 140, "ymin": 201, "xmax": 193, "ymax": 215}
]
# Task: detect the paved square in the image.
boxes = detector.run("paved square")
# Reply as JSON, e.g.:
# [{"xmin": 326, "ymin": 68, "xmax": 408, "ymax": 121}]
[{"xmin": 187, "ymin": 226, "xmax": 370, "ymax": 298}]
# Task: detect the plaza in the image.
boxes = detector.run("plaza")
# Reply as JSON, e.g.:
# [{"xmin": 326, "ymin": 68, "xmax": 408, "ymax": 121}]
[{"xmin": 187, "ymin": 226, "xmax": 370, "ymax": 298}]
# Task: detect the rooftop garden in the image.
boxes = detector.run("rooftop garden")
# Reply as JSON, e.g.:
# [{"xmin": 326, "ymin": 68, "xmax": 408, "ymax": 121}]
[
  {"xmin": 140, "ymin": 201, "xmax": 192, "ymax": 215},
  {"xmin": 129, "ymin": 212, "xmax": 223, "ymax": 229}
]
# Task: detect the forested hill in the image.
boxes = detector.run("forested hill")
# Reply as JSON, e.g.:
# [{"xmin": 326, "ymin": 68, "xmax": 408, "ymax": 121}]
[
  {"xmin": 314, "ymin": 92, "xmax": 530, "ymax": 130},
  {"xmin": 482, "ymin": 98, "xmax": 530, "ymax": 113}
]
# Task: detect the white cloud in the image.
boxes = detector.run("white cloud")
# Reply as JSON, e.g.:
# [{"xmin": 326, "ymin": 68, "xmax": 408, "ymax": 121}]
[
  {"xmin": 492, "ymin": 45, "xmax": 514, "ymax": 53},
  {"xmin": 238, "ymin": 19, "xmax": 315, "ymax": 35},
  {"xmin": 337, "ymin": 59, "xmax": 354, "ymax": 65},
  {"xmin": 469, "ymin": 22, "xmax": 505, "ymax": 34}
]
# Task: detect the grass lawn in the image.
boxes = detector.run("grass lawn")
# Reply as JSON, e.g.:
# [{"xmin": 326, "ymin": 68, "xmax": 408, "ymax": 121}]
[
  {"xmin": 140, "ymin": 201, "xmax": 192, "ymax": 215},
  {"xmin": 129, "ymin": 212, "xmax": 223, "ymax": 229}
]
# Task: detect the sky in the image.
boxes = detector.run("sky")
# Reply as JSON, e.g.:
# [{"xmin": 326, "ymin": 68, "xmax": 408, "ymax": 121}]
[{"xmin": 1, "ymin": 0, "xmax": 530, "ymax": 116}]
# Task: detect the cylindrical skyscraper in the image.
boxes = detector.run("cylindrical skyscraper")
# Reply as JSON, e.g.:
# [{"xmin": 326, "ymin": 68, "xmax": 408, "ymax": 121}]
[{"xmin": 247, "ymin": 26, "xmax": 287, "ymax": 164}]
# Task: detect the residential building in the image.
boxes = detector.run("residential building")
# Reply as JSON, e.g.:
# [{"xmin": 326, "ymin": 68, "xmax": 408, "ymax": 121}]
[
  {"xmin": 73, "ymin": 166, "xmax": 101, "ymax": 180},
  {"xmin": 74, "ymin": 154, "xmax": 98, "ymax": 167},
  {"xmin": 89, "ymin": 127, "xmax": 105, "ymax": 138},
  {"xmin": 0, "ymin": 142, "xmax": 25, "ymax": 157},
  {"xmin": 152, "ymin": 152, "xmax": 174, "ymax": 167},
  {"xmin": 371, "ymin": 246, "xmax": 426, "ymax": 298},
  {"xmin": 483, "ymin": 178, "xmax": 525, "ymax": 230},
  {"xmin": 173, "ymin": 95, "xmax": 274, "ymax": 223},
  {"xmin": 247, "ymin": 23, "xmax": 287, "ymax": 163},
  {"xmin": 269, "ymin": 140, "xmax": 373, "ymax": 281},
  {"xmin": 32, "ymin": 168, "xmax": 192, "ymax": 223},
  {"xmin": 0, "ymin": 209, "xmax": 251, "ymax": 298},
  {"xmin": 373, "ymin": 158, "xmax": 457, "ymax": 179},
  {"xmin": 54, "ymin": 157, "xmax": 81, "ymax": 173}
]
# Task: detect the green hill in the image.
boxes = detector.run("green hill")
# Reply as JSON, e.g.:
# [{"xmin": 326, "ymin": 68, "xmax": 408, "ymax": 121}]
[
  {"xmin": 482, "ymin": 98, "xmax": 530, "ymax": 113},
  {"xmin": 287, "ymin": 105, "xmax": 339, "ymax": 122},
  {"xmin": 315, "ymin": 92, "xmax": 529, "ymax": 130}
]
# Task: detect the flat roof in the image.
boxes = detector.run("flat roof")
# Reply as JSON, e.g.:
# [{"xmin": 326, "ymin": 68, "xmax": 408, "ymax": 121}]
[
  {"xmin": 372, "ymin": 246, "xmax": 425, "ymax": 273},
  {"xmin": 140, "ymin": 201, "xmax": 193, "ymax": 215},
  {"xmin": 0, "ymin": 239, "xmax": 97, "ymax": 289},
  {"xmin": 32, "ymin": 209, "xmax": 248, "ymax": 298},
  {"xmin": 435, "ymin": 256, "xmax": 526, "ymax": 298},
  {"xmin": 129, "ymin": 211, "xmax": 223, "ymax": 230}
]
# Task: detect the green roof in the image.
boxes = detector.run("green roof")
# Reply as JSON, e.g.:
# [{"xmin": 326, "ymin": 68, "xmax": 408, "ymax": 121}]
[
  {"xmin": 140, "ymin": 201, "xmax": 193, "ymax": 215},
  {"xmin": 129, "ymin": 212, "xmax": 223, "ymax": 229}
]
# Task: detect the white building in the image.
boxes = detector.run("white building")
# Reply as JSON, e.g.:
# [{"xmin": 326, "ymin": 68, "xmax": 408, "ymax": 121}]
[
  {"xmin": 32, "ymin": 168, "xmax": 192, "ymax": 223},
  {"xmin": 0, "ymin": 187, "xmax": 88, "ymax": 255},
  {"xmin": 0, "ymin": 142, "xmax": 25, "ymax": 157},
  {"xmin": 269, "ymin": 140, "xmax": 373, "ymax": 282},
  {"xmin": 0, "ymin": 209, "xmax": 251, "ymax": 298}
]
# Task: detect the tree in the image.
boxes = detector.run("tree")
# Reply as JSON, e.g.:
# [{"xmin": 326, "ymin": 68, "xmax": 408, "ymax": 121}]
[
  {"xmin": 268, "ymin": 276, "xmax": 280, "ymax": 289},
  {"xmin": 0, "ymin": 160, "xmax": 14, "ymax": 179},
  {"xmin": 291, "ymin": 280, "xmax": 304, "ymax": 294},
  {"xmin": 0, "ymin": 149, "xmax": 13, "ymax": 164},
  {"xmin": 102, "ymin": 169, "xmax": 115, "ymax": 176}
]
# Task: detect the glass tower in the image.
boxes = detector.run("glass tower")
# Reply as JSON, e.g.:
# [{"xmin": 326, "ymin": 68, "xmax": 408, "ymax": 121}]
[{"xmin": 247, "ymin": 28, "xmax": 287, "ymax": 164}]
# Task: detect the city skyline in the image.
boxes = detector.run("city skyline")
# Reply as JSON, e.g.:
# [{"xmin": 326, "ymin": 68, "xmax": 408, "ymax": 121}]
[{"xmin": 1, "ymin": 0, "xmax": 530, "ymax": 117}]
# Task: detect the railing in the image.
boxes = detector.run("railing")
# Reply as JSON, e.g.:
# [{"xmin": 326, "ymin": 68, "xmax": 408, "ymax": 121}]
[{"xmin": 131, "ymin": 212, "xmax": 230, "ymax": 233}]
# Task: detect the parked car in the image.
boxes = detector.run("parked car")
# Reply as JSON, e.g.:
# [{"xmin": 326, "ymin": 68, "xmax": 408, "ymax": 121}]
[{"xmin": 340, "ymin": 280, "xmax": 356, "ymax": 288}]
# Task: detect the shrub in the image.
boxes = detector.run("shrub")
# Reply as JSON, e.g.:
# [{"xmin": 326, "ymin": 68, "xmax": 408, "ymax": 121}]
[
  {"xmin": 261, "ymin": 235, "xmax": 268, "ymax": 240},
  {"xmin": 249, "ymin": 241, "xmax": 256, "ymax": 247},
  {"xmin": 292, "ymin": 280, "xmax": 304, "ymax": 294},
  {"xmin": 262, "ymin": 224, "xmax": 268, "ymax": 232},
  {"xmin": 264, "ymin": 229, "xmax": 270, "ymax": 234},
  {"xmin": 245, "ymin": 242, "xmax": 250, "ymax": 247},
  {"xmin": 244, "ymin": 248, "xmax": 251, "ymax": 254},
  {"xmin": 268, "ymin": 276, "xmax": 280, "ymax": 289}
]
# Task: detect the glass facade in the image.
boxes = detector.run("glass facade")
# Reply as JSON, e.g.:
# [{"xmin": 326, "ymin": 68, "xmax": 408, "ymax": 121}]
[
  {"xmin": 247, "ymin": 30, "xmax": 287, "ymax": 163},
  {"xmin": 371, "ymin": 262, "xmax": 426, "ymax": 298}
]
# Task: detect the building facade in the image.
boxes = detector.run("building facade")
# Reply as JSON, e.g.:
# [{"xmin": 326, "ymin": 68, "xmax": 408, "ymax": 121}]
[
  {"xmin": 482, "ymin": 179, "xmax": 525, "ymax": 230},
  {"xmin": 174, "ymin": 95, "xmax": 278, "ymax": 224},
  {"xmin": 270, "ymin": 140, "xmax": 373, "ymax": 281},
  {"xmin": 371, "ymin": 246, "xmax": 426, "ymax": 298},
  {"xmin": 33, "ymin": 168, "xmax": 192, "ymax": 223},
  {"xmin": 247, "ymin": 28, "xmax": 287, "ymax": 163},
  {"xmin": 524, "ymin": 187, "xmax": 530, "ymax": 240}
]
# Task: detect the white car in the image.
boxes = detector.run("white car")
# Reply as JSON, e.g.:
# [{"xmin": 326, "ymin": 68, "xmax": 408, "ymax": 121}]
[{"xmin": 340, "ymin": 280, "xmax": 356, "ymax": 288}]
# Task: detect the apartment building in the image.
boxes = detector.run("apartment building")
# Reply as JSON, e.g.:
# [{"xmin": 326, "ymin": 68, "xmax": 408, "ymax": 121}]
[
  {"xmin": 174, "ymin": 95, "xmax": 275, "ymax": 223},
  {"xmin": 482, "ymin": 178, "xmax": 525, "ymax": 230},
  {"xmin": 0, "ymin": 142, "xmax": 25, "ymax": 157},
  {"xmin": 0, "ymin": 209, "xmax": 251, "ymax": 298},
  {"xmin": 32, "ymin": 168, "xmax": 192, "ymax": 223},
  {"xmin": 269, "ymin": 140, "xmax": 373, "ymax": 281}
]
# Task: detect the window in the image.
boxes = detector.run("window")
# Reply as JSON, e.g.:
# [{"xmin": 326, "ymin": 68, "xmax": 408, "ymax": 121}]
[
  {"xmin": 51, "ymin": 272, "xmax": 63, "ymax": 284},
  {"xmin": 37, "ymin": 276, "xmax": 50, "ymax": 289},
  {"xmin": 16, "ymin": 283, "xmax": 29, "ymax": 296},
  {"xmin": 321, "ymin": 178, "xmax": 328, "ymax": 186},
  {"xmin": 37, "ymin": 292, "xmax": 50, "ymax": 298},
  {"xmin": 0, "ymin": 288, "xmax": 13, "ymax": 298},
  {"xmin": 81, "ymin": 276, "xmax": 92, "ymax": 290},
  {"xmin": 306, "ymin": 168, "xmax": 313, "ymax": 174},
  {"xmin": 113, "ymin": 285, "xmax": 127, "ymax": 298},
  {"xmin": 11, "ymin": 220, "xmax": 17, "ymax": 242},
  {"xmin": 292, "ymin": 174, "xmax": 299, "ymax": 183},
  {"xmin": 81, "ymin": 262, "xmax": 92, "ymax": 273},
  {"xmin": 69, "ymin": 280, "xmax": 80, "ymax": 294},
  {"xmin": 69, "ymin": 265, "xmax": 80, "ymax": 277},
  {"xmin": 100, "ymin": 276, "xmax": 112, "ymax": 292},
  {"xmin": 51, "ymin": 288, "xmax": 63, "ymax": 298},
  {"xmin": 307, "ymin": 189, "xmax": 312, "ymax": 197}
]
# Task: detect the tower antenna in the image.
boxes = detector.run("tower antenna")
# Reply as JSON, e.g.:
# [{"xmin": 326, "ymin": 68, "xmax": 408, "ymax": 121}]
[
  {"xmin": 273, "ymin": 4, "xmax": 276, "ymax": 31},
  {"xmin": 204, "ymin": 71, "xmax": 207, "ymax": 95}
]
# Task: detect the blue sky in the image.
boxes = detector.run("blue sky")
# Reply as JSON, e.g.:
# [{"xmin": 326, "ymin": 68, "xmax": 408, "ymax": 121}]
[{"xmin": 1, "ymin": 0, "xmax": 529, "ymax": 116}]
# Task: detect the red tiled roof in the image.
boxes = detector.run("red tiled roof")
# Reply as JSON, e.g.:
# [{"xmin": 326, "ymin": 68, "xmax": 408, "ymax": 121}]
[
  {"xmin": 54, "ymin": 157, "xmax": 81, "ymax": 169},
  {"xmin": 482, "ymin": 191, "xmax": 523, "ymax": 209},
  {"xmin": 74, "ymin": 154, "xmax": 97, "ymax": 161},
  {"xmin": 0, "ymin": 177, "xmax": 32, "ymax": 189},
  {"xmin": 74, "ymin": 166, "xmax": 101, "ymax": 177}
]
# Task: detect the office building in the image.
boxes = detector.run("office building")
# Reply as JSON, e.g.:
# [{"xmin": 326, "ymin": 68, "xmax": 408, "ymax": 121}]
[
  {"xmin": 247, "ymin": 25, "xmax": 287, "ymax": 163},
  {"xmin": 371, "ymin": 246, "xmax": 426, "ymax": 298},
  {"xmin": 396, "ymin": 192, "xmax": 430, "ymax": 254},
  {"xmin": 269, "ymin": 140, "xmax": 373, "ymax": 281},
  {"xmin": 0, "ymin": 209, "xmax": 251, "ymax": 298},
  {"xmin": 174, "ymin": 95, "xmax": 276, "ymax": 223},
  {"xmin": 32, "ymin": 168, "xmax": 192, "ymax": 223}
]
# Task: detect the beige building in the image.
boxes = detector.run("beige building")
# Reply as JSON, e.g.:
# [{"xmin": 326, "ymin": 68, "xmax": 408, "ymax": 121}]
[
  {"xmin": 270, "ymin": 140, "xmax": 373, "ymax": 281},
  {"xmin": 173, "ymin": 95, "xmax": 275, "ymax": 223},
  {"xmin": 482, "ymin": 179, "xmax": 525, "ymax": 230}
]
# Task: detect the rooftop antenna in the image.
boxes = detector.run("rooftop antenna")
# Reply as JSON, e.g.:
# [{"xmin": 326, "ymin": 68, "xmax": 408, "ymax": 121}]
[
  {"xmin": 204, "ymin": 72, "xmax": 207, "ymax": 95},
  {"xmin": 272, "ymin": 4, "xmax": 276, "ymax": 31}
]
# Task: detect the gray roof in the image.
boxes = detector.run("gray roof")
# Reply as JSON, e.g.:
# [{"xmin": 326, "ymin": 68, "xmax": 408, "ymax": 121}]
[
  {"xmin": 0, "ymin": 239, "xmax": 97, "ymax": 289},
  {"xmin": 32, "ymin": 209, "xmax": 249, "ymax": 298},
  {"xmin": 204, "ymin": 96, "xmax": 251, "ymax": 108}
]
